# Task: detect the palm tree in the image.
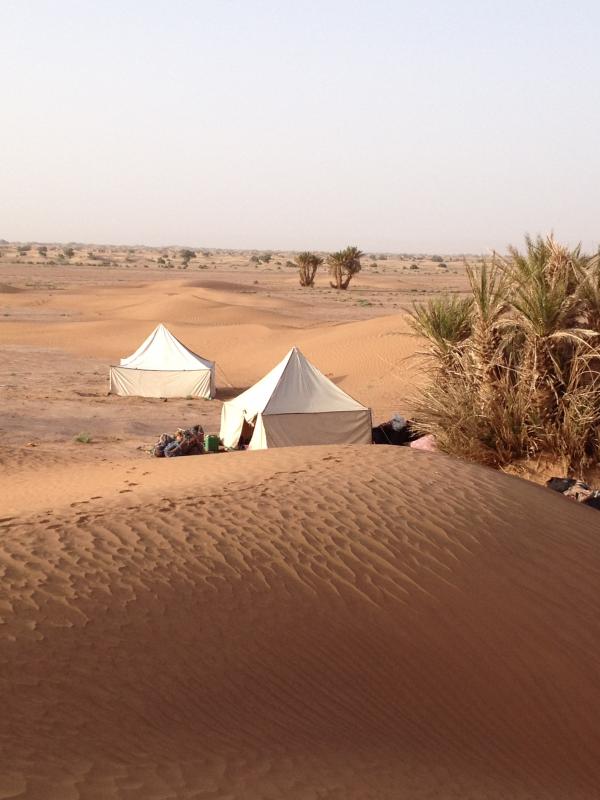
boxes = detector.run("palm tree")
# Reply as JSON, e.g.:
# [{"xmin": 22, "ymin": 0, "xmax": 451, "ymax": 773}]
[
  {"xmin": 327, "ymin": 246, "xmax": 364, "ymax": 289},
  {"xmin": 295, "ymin": 251, "xmax": 323, "ymax": 287},
  {"xmin": 411, "ymin": 234, "xmax": 600, "ymax": 470},
  {"xmin": 500, "ymin": 235, "xmax": 596, "ymax": 420},
  {"xmin": 465, "ymin": 257, "xmax": 509, "ymax": 409},
  {"xmin": 409, "ymin": 295, "xmax": 473, "ymax": 368}
]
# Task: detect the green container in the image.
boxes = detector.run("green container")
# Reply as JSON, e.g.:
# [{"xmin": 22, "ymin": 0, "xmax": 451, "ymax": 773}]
[{"xmin": 204, "ymin": 434, "xmax": 220, "ymax": 453}]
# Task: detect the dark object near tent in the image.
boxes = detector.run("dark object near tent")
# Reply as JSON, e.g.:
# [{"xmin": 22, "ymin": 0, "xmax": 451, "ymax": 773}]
[
  {"xmin": 546, "ymin": 477, "xmax": 600, "ymax": 511},
  {"xmin": 372, "ymin": 415, "xmax": 422, "ymax": 446},
  {"xmin": 583, "ymin": 492, "xmax": 600, "ymax": 510}
]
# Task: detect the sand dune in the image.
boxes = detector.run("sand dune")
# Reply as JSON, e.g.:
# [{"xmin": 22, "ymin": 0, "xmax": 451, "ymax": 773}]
[
  {"xmin": 3, "ymin": 260, "xmax": 599, "ymax": 798},
  {"xmin": 2, "ymin": 445, "xmax": 600, "ymax": 799},
  {"xmin": 0, "ymin": 275, "xmax": 422, "ymax": 443}
]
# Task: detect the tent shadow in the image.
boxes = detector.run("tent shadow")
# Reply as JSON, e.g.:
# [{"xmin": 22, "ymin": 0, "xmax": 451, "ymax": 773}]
[{"xmin": 215, "ymin": 386, "xmax": 248, "ymax": 401}]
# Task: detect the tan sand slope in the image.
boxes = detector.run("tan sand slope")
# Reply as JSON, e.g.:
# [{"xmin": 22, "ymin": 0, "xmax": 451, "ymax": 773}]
[{"xmin": 2, "ymin": 445, "xmax": 600, "ymax": 799}]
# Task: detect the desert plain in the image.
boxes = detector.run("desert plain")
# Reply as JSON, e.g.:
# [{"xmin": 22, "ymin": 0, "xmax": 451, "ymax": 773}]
[{"xmin": 2, "ymin": 244, "xmax": 600, "ymax": 799}]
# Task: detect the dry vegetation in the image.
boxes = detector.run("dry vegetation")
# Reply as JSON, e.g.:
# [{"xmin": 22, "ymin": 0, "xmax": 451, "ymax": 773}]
[{"xmin": 411, "ymin": 235, "xmax": 600, "ymax": 475}]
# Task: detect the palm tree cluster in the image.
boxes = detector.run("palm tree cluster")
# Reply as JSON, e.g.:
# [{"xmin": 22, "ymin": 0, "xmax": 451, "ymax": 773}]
[
  {"xmin": 410, "ymin": 235, "xmax": 600, "ymax": 472},
  {"xmin": 295, "ymin": 251, "xmax": 324, "ymax": 287},
  {"xmin": 327, "ymin": 246, "xmax": 364, "ymax": 290},
  {"xmin": 292, "ymin": 246, "xmax": 364, "ymax": 288}
]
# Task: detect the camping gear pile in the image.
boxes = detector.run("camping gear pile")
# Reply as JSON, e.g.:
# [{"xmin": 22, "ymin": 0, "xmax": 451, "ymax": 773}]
[
  {"xmin": 546, "ymin": 477, "xmax": 600, "ymax": 510},
  {"xmin": 152, "ymin": 425, "xmax": 207, "ymax": 458},
  {"xmin": 220, "ymin": 346, "xmax": 372, "ymax": 450},
  {"xmin": 110, "ymin": 323, "xmax": 215, "ymax": 399},
  {"xmin": 372, "ymin": 414, "xmax": 436, "ymax": 450}
]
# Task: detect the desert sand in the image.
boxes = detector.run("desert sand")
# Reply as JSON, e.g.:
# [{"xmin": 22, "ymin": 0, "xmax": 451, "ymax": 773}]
[{"xmin": 2, "ymin": 248, "xmax": 600, "ymax": 799}]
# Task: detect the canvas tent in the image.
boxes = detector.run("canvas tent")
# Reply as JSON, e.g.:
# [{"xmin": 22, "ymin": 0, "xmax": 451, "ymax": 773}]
[
  {"xmin": 220, "ymin": 346, "xmax": 372, "ymax": 450},
  {"xmin": 109, "ymin": 323, "xmax": 215, "ymax": 398}
]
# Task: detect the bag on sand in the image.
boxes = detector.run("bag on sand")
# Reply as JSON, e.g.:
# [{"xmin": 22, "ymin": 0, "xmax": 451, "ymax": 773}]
[
  {"xmin": 546, "ymin": 477, "xmax": 600, "ymax": 510},
  {"xmin": 153, "ymin": 433, "xmax": 174, "ymax": 458}
]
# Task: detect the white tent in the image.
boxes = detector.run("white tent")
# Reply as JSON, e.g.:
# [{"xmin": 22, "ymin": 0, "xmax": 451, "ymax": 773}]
[
  {"xmin": 109, "ymin": 323, "xmax": 215, "ymax": 399},
  {"xmin": 220, "ymin": 346, "xmax": 372, "ymax": 449}
]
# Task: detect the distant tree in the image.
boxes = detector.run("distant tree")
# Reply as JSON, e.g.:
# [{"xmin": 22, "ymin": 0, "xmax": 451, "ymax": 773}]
[
  {"xmin": 180, "ymin": 249, "xmax": 196, "ymax": 266},
  {"xmin": 294, "ymin": 251, "xmax": 323, "ymax": 287},
  {"xmin": 87, "ymin": 251, "xmax": 96, "ymax": 259},
  {"xmin": 410, "ymin": 263, "xmax": 419, "ymax": 270},
  {"xmin": 157, "ymin": 257, "xmax": 166, "ymax": 266},
  {"xmin": 260, "ymin": 252, "xmax": 273, "ymax": 263},
  {"xmin": 37, "ymin": 245, "xmax": 48, "ymax": 257},
  {"xmin": 378, "ymin": 254, "xmax": 388, "ymax": 260},
  {"xmin": 18, "ymin": 245, "xmax": 31, "ymax": 255},
  {"xmin": 328, "ymin": 246, "xmax": 364, "ymax": 290},
  {"xmin": 63, "ymin": 247, "xmax": 75, "ymax": 258},
  {"xmin": 249, "ymin": 255, "xmax": 260, "ymax": 264},
  {"xmin": 431, "ymin": 255, "xmax": 444, "ymax": 263}
]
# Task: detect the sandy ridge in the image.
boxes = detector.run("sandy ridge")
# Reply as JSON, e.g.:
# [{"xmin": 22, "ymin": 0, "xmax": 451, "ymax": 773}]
[{"xmin": 2, "ymin": 446, "xmax": 600, "ymax": 799}]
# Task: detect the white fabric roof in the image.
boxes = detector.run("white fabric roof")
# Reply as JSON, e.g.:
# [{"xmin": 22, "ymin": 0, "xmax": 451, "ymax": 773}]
[
  {"xmin": 119, "ymin": 324, "xmax": 214, "ymax": 371},
  {"xmin": 226, "ymin": 347, "xmax": 367, "ymax": 417}
]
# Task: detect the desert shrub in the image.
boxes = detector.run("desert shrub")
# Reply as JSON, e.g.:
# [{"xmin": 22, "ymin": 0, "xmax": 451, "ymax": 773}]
[
  {"xmin": 18, "ymin": 245, "xmax": 31, "ymax": 255},
  {"xmin": 260, "ymin": 252, "xmax": 272, "ymax": 263},
  {"xmin": 438, "ymin": 262, "xmax": 448, "ymax": 269},
  {"xmin": 431, "ymin": 255, "xmax": 444, "ymax": 263},
  {"xmin": 410, "ymin": 263, "xmax": 419, "ymax": 270},
  {"xmin": 249, "ymin": 255, "xmax": 259, "ymax": 264},
  {"xmin": 74, "ymin": 432, "xmax": 92, "ymax": 444},
  {"xmin": 37, "ymin": 246, "xmax": 47, "ymax": 257},
  {"xmin": 157, "ymin": 257, "xmax": 166, "ymax": 265},
  {"xmin": 63, "ymin": 247, "xmax": 75, "ymax": 258},
  {"xmin": 410, "ymin": 235, "xmax": 600, "ymax": 472}
]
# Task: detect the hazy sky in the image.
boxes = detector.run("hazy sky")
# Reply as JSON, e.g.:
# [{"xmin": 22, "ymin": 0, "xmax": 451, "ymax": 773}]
[{"xmin": 1, "ymin": 1, "xmax": 599, "ymax": 252}]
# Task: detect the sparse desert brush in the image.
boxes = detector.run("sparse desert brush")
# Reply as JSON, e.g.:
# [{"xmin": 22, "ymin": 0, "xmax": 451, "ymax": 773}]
[
  {"xmin": 411, "ymin": 234, "xmax": 600, "ymax": 473},
  {"xmin": 74, "ymin": 432, "xmax": 92, "ymax": 444}
]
